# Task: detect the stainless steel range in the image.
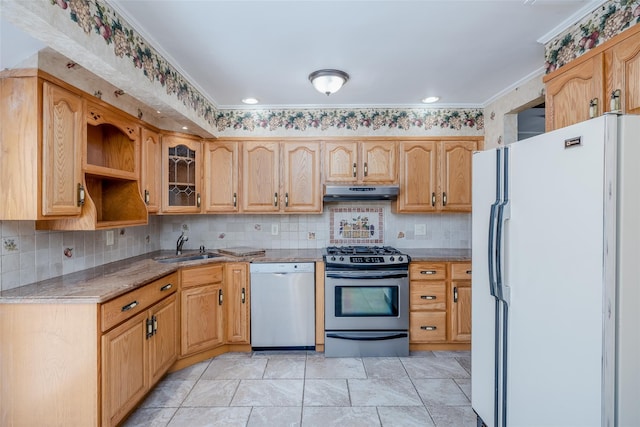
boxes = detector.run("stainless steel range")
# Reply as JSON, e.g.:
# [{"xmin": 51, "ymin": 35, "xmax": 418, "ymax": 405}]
[{"xmin": 323, "ymin": 246, "xmax": 411, "ymax": 357}]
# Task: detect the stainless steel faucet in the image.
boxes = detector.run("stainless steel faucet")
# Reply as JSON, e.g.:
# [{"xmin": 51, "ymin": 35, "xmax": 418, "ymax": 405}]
[{"xmin": 176, "ymin": 231, "xmax": 188, "ymax": 255}]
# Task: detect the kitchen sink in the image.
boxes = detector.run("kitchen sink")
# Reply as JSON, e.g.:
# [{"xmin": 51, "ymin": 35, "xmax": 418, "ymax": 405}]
[{"xmin": 154, "ymin": 252, "xmax": 223, "ymax": 263}]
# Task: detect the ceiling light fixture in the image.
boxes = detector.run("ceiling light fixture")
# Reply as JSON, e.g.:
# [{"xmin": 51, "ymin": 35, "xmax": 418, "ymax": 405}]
[
  {"xmin": 309, "ymin": 69, "xmax": 349, "ymax": 96},
  {"xmin": 242, "ymin": 97, "xmax": 259, "ymax": 105},
  {"xmin": 422, "ymin": 96, "xmax": 440, "ymax": 104}
]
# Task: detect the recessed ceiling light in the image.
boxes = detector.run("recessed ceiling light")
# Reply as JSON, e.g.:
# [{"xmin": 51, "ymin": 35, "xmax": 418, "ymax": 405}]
[
  {"xmin": 422, "ymin": 96, "xmax": 440, "ymax": 104},
  {"xmin": 242, "ymin": 98, "xmax": 259, "ymax": 105},
  {"xmin": 156, "ymin": 110, "xmax": 161, "ymax": 114},
  {"xmin": 182, "ymin": 126, "xmax": 188, "ymax": 130}
]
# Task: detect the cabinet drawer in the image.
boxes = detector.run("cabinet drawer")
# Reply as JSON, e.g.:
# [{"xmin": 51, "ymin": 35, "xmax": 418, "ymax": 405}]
[
  {"xmin": 410, "ymin": 312, "xmax": 447, "ymax": 342},
  {"xmin": 410, "ymin": 283, "xmax": 446, "ymax": 311},
  {"xmin": 181, "ymin": 264, "xmax": 224, "ymax": 288},
  {"xmin": 450, "ymin": 262, "xmax": 472, "ymax": 281},
  {"xmin": 409, "ymin": 263, "xmax": 446, "ymax": 281},
  {"xmin": 101, "ymin": 272, "xmax": 178, "ymax": 332}
]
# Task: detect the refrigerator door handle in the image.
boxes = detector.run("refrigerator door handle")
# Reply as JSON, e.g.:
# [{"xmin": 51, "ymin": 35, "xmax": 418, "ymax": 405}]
[
  {"xmin": 488, "ymin": 149, "xmax": 502, "ymax": 298},
  {"xmin": 496, "ymin": 146, "xmax": 511, "ymax": 305}
]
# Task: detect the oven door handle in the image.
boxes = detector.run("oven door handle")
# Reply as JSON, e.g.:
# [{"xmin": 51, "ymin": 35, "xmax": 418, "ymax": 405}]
[
  {"xmin": 326, "ymin": 332, "xmax": 408, "ymax": 341},
  {"xmin": 326, "ymin": 273, "xmax": 408, "ymax": 280}
]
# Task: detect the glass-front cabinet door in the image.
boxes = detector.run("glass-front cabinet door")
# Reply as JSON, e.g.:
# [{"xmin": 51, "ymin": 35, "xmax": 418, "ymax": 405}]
[{"xmin": 162, "ymin": 135, "xmax": 202, "ymax": 213}]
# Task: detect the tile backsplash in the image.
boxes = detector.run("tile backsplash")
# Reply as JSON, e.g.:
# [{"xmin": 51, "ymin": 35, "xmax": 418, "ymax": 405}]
[{"xmin": 0, "ymin": 203, "xmax": 470, "ymax": 292}]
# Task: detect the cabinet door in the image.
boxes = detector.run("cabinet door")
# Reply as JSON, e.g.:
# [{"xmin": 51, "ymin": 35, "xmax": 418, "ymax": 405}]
[
  {"xmin": 162, "ymin": 135, "xmax": 202, "ymax": 213},
  {"xmin": 282, "ymin": 142, "xmax": 322, "ymax": 213},
  {"xmin": 605, "ymin": 29, "xmax": 640, "ymax": 115},
  {"xmin": 449, "ymin": 263, "xmax": 472, "ymax": 342},
  {"xmin": 225, "ymin": 263, "xmax": 250, "ymax": 344},
  {"xmin": 397, "ymin": 141, "xmax": 438, "ymax": 212},
  {"xmin": 545, "ymin": 53, "xmax": 604, "ymax": 131},
  {"xmin": 324, "ymin": 141, "xmax": 358, "ymax": 182},
  {"xmin": 102, "ymin": 310, "xmax": 148, "ymax": 427},
  {"xmin": 181, "ymin": 283, "xmax": 225, "ymax": 356},
  {"xmin": 360, "ymin": 141, "xmax": 397, "ymax": 183},
  {"xmin": 450, "ymin": 282, "xmax": 471, "ymax": 342},
  {"xmin": 241, "ymin": 142, "xmax": 279, "ymax": 212},
  {"xmin": 439, "ymin": 140, "xmax": 476, "ymax": 212},
  {"xmin": 41, "ymin": 81, "xmax": 84, "ymax": 216},
  {"xmin": 149, "ymin": 294, "xmax": 178, "ymax": 385},
  {"xmin": 141, "ymin": 127, "xmax": 162, "ymax": 213},
  {"xmin": 204, "ymin": 141, "xmax": 239, "ymax": 212}
]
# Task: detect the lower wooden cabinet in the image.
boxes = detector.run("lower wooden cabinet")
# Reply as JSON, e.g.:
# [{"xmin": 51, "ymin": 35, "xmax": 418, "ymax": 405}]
[
  {"xmin": 101, "ymin": 276, "xmax": 179, "ymax": 427},
  {"xmin": 225, "ymin": 262, "xmax": 250, "ymax": 344},
  {"xmin": 409, "ymin": 261, "xmax": 471, "ymax": 348}
]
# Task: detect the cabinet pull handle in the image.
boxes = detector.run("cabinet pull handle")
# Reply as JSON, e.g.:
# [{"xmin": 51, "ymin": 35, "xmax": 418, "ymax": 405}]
[
  {"xmin": 121, "ymin": 300, "xmax": 138, "ymax": 312},
  {"xmin": 420, "ymin": 326, "xmax": 437, "ymax": 331},
  {"xmin": 78, "ymin": 183, "xmax": 85, "ymax": 206},
  {"xmin": 353, "ymin": 163, "xmax": 357, "ymax": 177},
  {"xmin": 233, "ymin": 192, "xmax": 237, "ymax": 207},
  {"xmin": 241, "ymin": 287, "xmax": 246, "ymax": 304},
  {"xmin": 274, "ymin": 192, "xmax": 278, "ymax": 207},
  {"xmin": 219, "ymin": 289, "xmax": 224, "ymax": 305},
  {"xmin": 285, "ymin": 193, "xmax": 289, "ymax": 207},
  {"xmin": 442, "ymin": 192, "xmax": 447, "ymax": 206},
  {"xmin": 197, "ymin": 193, "xmax": 201, "ymax": 208},
  {"xmin": 420, "ymin": 295, "xmax": 436, "ymax": 300},
  {"xmin": 431, "ymin": 192, "xmax": 436, "ymax": 207},
  {"xmin": 589, "ymin": 98, "xmax": 599, "ymax": 118},
  {"xmin": 152, "ymin": 314, "xmax": 158, "ymax": 335},
  {"xmin": 160, "ymin": 283, "xmax": 172, "ymax": 291},
  {"xmin": 420, "ymin": 270, "xmax": 437, "ymax": 275},
  {"xmin": 610, "ymin": 89, "xmax": 621, "ymax": 112},
  {"xmin": 144, "ymin": 189, "xmax": 150, "ymax": 205},
  {"xmin": 364, "ymin": 162, "xmax": 368, "ymax": 177},
  {"xmin": 453, "ymin": 287, "xmax": 458, "ymax": 303},
  {"xmin": 146, "ymin": 318, "xmax": 153, "ymax": 339},
  {"xmin": 466, "ymin": 270, "xmax": 472, "ymax": 275}
]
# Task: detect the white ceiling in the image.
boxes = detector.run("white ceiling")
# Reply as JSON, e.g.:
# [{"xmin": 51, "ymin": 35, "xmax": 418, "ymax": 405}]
[{"xmin": 2, "ymin": 1, "xmax": 601, "ymax": 110}]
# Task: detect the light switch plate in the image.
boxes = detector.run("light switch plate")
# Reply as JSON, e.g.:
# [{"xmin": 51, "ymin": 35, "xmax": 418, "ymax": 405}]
[
  {"xmin": 106, "ymin": 230, "xmax": 115, "ymax": 246},
  {"xmin": 415, "ymin": 224, "xmax": 426, "ymax": 236}
]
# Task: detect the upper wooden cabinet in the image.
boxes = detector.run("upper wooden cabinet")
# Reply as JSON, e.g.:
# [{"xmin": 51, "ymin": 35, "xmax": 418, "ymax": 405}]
[
  {"xmin": 396, "ymin": 139, "xmax": 478, "ymax": 213},
  {"xmin": 545, "ymin": 25, "xmax": 640, "ymax": 131},
  {"xmin": 204, "ymin": 140, "xmax": 239, "ymax": 213},
  {"xmin": 324, "ymin": 140, "xmax": 397, "ymax": 183},
  {"xmin": 0, "ymin": 72, "xmax": 84, "ymax": 220},
  {"xmin": 162, "ymin": 134, "xmax": 203, "ymax": 213},
  {"xmin": 605, "ymin": 27, "xmax": 640, "ymax": 115},
  {"xmin": 545, "ymin": 53, "xmax": 604, "ymax": 131},
  {"xmin": 141, "ymin": 127, "xmax": 162, "ymax": 213},
  {"xmin": 242, "ymin": 140, "xmax": 322, "ymax": 213}
]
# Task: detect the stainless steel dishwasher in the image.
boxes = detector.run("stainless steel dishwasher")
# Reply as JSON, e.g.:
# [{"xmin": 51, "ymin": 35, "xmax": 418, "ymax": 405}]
[{"xmin": 250, "ymin": 262, "xmax": 315, "ymax": 350}]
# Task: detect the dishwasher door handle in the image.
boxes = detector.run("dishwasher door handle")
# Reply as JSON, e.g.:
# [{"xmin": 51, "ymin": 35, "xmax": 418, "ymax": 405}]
[{"xmin": 326, "ymin": 332, "xmax": 408, "ymax": 341}]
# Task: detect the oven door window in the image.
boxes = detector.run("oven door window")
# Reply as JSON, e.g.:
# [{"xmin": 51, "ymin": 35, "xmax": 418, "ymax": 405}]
[{"xmin": 335, "ymin": 286, "xmax": 399, "ymax": 317}]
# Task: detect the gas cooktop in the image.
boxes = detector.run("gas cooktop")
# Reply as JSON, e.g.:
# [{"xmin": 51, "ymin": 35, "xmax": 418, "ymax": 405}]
[{"xmin": 324, "ymin": 246, "xmax": 410, "ymax": 268}]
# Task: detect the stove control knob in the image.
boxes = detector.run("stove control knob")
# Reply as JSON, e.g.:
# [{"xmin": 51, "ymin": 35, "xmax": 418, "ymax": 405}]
[
  {"xmin": 398, "ymin": 256, "xmax": 404, "ymax": 262},
  {"xmin": 339, "ymin": 256, "xmax": 344, "ymax": 261},
  {"xmin": 389, "ymin": 256, "xmax": 395, "ymax": 261},
  {"xmin": 331, "ymin": 256, "xmax": 336, "ymax": 261}
]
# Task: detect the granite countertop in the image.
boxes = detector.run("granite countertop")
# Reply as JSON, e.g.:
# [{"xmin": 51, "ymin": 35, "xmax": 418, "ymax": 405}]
[{"xmin": 0, "ymin": 247, "xmax": 469, "ymax": 304}]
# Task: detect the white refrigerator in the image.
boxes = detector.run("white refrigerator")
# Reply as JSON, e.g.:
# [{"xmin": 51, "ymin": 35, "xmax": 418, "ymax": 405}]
[{"xmin": 471, "ymin": 114, "xmax": 640, "ymax": 427}]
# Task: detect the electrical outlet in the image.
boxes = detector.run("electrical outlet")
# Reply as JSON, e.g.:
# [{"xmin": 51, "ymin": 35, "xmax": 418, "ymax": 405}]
[
  {"xmin": 271, "ymin": 224, "xmax": 279, "ymax": 235},
  {"xmin": 106, "ymin": 230, "xmax": 115, "ymax": 246},
  {"xmin": 415, "ymin": 224, "xmax": 426, "ymax": 236}
]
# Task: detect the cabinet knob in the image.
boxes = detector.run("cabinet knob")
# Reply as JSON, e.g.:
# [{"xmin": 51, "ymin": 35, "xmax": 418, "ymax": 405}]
[{"xmin": 77, "ymin": 183, "xmax": 85, "ymax": 207}]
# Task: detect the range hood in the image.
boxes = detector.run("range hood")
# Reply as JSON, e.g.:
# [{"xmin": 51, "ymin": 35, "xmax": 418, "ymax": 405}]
[{"xmin": 323, "ymin": 185, "xmax": 399, "ymax": 202}]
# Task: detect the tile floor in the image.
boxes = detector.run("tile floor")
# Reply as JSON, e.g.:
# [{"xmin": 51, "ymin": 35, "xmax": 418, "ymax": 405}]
[{"xmin": 123, "ymin": 350, "xmax": 475, "ymax": 427}]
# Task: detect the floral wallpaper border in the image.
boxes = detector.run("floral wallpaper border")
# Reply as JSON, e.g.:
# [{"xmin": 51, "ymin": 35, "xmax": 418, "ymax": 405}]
[
  {"xmin": 545, "ymin": 0, "xmax": 640, "ymax": 73},
  {"xmin": 216, "ymin": 108, "xmax": 484, "ymax": 133}
]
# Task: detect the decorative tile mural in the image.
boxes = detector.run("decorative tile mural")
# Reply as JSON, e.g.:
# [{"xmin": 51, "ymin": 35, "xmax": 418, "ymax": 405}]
[
  {"xmin": 330, "ymin": 208, "xmax": 384, "ymax": 245},
  {"xmin": 545, "ymin": 0, "xmax": 640, "ymax": 73}
]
